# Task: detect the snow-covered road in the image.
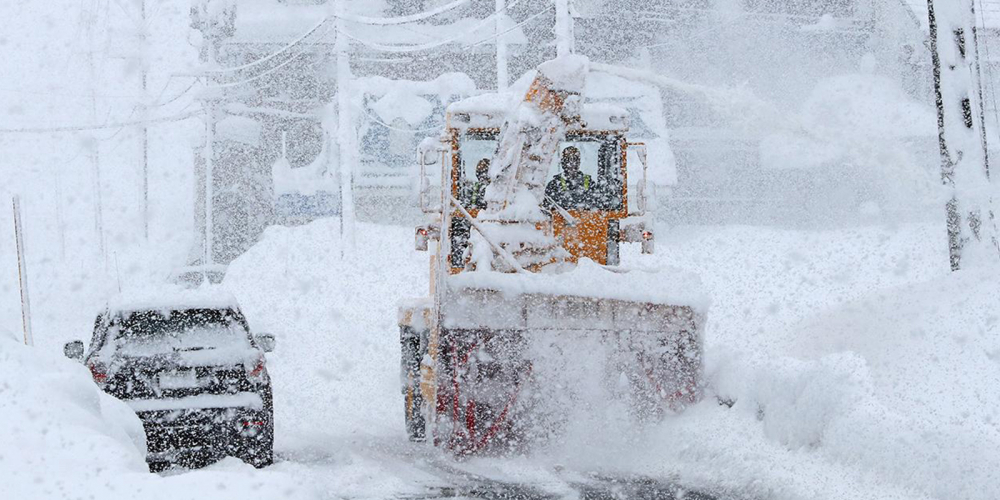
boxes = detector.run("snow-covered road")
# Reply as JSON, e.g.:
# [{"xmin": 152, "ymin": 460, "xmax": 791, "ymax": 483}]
[{"xmin": 268, "ymin": 438, "xmax": 729, "ymax": 499}]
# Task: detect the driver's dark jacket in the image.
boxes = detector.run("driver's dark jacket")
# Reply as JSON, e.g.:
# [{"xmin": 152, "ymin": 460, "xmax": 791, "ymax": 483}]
[
  {"xmin": 545, "ymin": 172, "xmax": 592, "ymax": 209},
  {"xmin": 460, "ymin": 180, "xmax": 489, "ymax": 210}
]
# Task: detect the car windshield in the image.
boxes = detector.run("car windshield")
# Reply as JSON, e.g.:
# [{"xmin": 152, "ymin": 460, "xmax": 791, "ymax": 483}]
[{"xmin": 113, "ymin": 308, "xmax": 251, "ymax": 355}]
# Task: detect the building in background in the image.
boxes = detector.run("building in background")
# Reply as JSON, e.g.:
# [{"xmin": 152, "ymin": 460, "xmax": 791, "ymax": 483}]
[{"xmin": 190, "ymin": 0, "xmax": 982, "ymax": 264}]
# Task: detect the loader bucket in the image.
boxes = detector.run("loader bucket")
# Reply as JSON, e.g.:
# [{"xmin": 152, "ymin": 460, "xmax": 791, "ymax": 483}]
[{"xmin": 433, "ymin": 284, "xmax": 705, "ymax": 454}]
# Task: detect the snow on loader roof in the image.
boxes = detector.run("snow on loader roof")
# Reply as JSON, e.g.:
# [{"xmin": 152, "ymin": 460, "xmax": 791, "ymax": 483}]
[{"xmin": 447, "ymin": 94, "xmax": 629, "ymax": 132}]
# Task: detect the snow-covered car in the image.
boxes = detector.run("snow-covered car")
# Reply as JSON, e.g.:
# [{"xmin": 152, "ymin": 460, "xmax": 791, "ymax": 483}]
[{"xmin": 62, "ymin": 289, "xmax": 276, "ymax": 471}]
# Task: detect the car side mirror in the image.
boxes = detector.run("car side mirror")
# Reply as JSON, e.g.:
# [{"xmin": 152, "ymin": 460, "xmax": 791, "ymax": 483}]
[
  {"xmin": 255, "ymin": 333, "xmax": 276, "ymax": 353},
  {"xmin": 63, "ymin": 340, "xmax": 84, "ymax": 361}
]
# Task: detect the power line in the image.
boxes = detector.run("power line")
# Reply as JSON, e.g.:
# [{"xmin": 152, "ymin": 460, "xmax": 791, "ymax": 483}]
[
  {"xmin": 202, "ymin": 17, "xmax": 332, "ymax": 75},
  {"xmin": 0, "ymin": 109, "xmax": 203, "ymax": 134},
  {"xmin": 202, "ymin": 0, "xmax": 472, "ymax": 76},
  {"xmin": 340, "ymin": 0, "xmax": 471, "ymax": 25},
  {"xmin": 149, "ymin": 77, "xmax": 202, "ymax": 107},
  {"xmin": 465, "ymin": 3, "xmax": 552, "ymax": 50},
  {"xmin": 338, "ymin": 0, "xmax": 524, "ymax": 53},
  {"xmin": 205, "ymin": 23, "xmax": 337, "ymax": 90}
]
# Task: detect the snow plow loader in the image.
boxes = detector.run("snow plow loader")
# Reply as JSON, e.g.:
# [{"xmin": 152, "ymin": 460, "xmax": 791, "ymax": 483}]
[{"xmin": 399, "ymin": 56, "xmax": 705, "ymax": 454}]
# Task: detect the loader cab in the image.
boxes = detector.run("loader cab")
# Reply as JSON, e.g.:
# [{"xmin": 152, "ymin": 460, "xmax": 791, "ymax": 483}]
[
  {"xmin": 429, "ymin": 98, "xmax": 650, "ymax": 271},
  {"xmin": 456, "ymin": 132, "xmax": 625, "ymax": 213}
]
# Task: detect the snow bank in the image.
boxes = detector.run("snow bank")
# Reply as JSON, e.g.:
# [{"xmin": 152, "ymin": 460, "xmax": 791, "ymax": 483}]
[
  {"xmin": 223, "ymin": 220, "xmax": 428, "ymax": 450},
  {"xmin": 703, "ymin": 265, "xmax": 1000, "ymax": 500},
  {"xmin": 572, "ymin": 224, "xmax": 994, "ymax": 500},
  {"xmin": 0, "ymin": 333, "xmax": 320, "ymax": 500},
  {"xmin": 0, "ymin": 335, "xmax": 148, "ymax": 479}
]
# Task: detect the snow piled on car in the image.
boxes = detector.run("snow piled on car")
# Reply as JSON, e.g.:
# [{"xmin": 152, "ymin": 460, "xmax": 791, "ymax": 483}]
[{"xmin": 0, "ymin": 334, "xmax": 320, "ymax": 500}]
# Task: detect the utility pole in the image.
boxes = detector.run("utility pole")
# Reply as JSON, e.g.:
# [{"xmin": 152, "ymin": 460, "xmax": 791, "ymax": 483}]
[
  {"xmin": 337, "ymin": 0, "xmax": 356, "ymax": 253},
  {"xmin": 12, "ymin": 197, "xmax": 34, "ymax": 346},
  {"xmin": 84, "ymin": 5, "xmax": 106, "ymax": 264},
  {"xmin": 927, "ymin": 0, "xmax": 1000, "ymax": 270},
  {"xmin": 190, "ymin": 0, "xmax": 233, "ymax": 266},
  {"xmin": 140, "ymin": 0, "xmax": 150, "ymax": 241},
  {"xmin": 496, "ymin": 0, "xmax": 508, "ymax": 90},
  {"xmin": 555, "ymin": 0, "xmax": 573, "ymax": 58},
  {"xmin": 203, "ymin": 42, "xmax": 217, "ymax": 266}
]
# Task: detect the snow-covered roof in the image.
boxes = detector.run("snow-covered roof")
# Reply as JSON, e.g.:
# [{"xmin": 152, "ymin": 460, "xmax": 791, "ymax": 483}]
[
  {"xmin": 354, "ymin": 73, "xmax": 476, "ymax": 99},
  {"xmin": 355, "ymin": 73, "xmax": 477, "ymax": 126},
  {"xmin": 446, "ymin": 94, "xmax": 629, "ymax": 132},
  {"xmin": 106, "ymin": 286, "xmax": 243, "ymax": 315}
]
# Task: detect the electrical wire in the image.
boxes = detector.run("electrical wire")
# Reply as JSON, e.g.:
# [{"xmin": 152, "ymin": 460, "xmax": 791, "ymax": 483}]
[
  {"xmin": 202, "ymin": 17, "xmax": 332, "ymax": 74},
  {"xmin": 338, "ymin": 0, "xmax": 524, "ymax": 53},
  {"xmin": 204, "ymin": 25, "xmax": 335, "ymax": 90},
  {"xmin": 340, "ymin": 0, "xmax": 471, "ymax": 25},
  {"xmin": 0, "ymin": 109, "xmax": 203, "ymax": 134},
  {"xmin": 148, "ymin": 77, "xmax": 202, "ymax": 107},
  {"xmin": 464, "ymin": 3, "xmax": 552, "ymax": 50},
  {"xmin": 202, "ymin": 0, "xmax": 475, "ymax": 76},
  {"xmin": 192, "ymin": 0, "xmax": 511, "ymax": 81}
]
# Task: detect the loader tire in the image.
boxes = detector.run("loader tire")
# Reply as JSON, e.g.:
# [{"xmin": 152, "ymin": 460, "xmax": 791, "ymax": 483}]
[
  {"xmin": 404, "ymin": 386, "xmax": 426, "ymax": 442},
  {"xmin": 400, "ymin": 326, "xmax": 427, "ymax": 442}
]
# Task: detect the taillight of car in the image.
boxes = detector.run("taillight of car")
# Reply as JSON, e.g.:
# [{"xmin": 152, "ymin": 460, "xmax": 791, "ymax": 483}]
[
  {"xmin": 247, "ymin": 355, "xmax": 267, "ymax": 383},
  {"xmin": 87, "ymin": 361, "xmax": 108, "ymax": 385}
]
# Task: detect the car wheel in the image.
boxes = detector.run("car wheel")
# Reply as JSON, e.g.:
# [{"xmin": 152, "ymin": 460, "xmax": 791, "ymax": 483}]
[
  {"xmin": 241, "ymin": 427, "xmax": 273, "ymax": 468},
  {"xmin": 238, "ymin": 412, "xmax": 274, "ymax": 468}
]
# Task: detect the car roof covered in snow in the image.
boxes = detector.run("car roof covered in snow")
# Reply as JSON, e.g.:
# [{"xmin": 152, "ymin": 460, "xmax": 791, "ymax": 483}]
[{"xmin": 105, "ymin": 286, "xmax": 242, "ymax": 316}]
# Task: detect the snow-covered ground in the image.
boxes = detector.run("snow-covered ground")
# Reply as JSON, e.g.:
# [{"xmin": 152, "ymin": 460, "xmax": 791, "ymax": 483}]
[
  {"xmin": 219, "ymin": 218, "xmax": 993, "ymax": 500},
  {"xmin": 3, "ymin": 210, "xmax": 998, "ymax": 500}
]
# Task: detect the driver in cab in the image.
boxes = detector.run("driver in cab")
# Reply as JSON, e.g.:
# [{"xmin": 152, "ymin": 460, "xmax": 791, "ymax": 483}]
[{"xmin": 545, "ymin": 146, "xmax": 593, "ymax": 210}]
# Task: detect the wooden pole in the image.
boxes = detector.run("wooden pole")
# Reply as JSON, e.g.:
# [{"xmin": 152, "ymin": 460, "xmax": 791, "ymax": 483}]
[
  {"xmin": 12, "ymin": 196, "xmax": 34, "ymax": 346},
  {"xmin": 555, "ymin": 0, "xmax": 573, "ymax": 58},
  {"xmin": 495, "ymin": 0, "xmax": 508, "ymax": 90},
  {"xmin": 140, "ymin": 0, "xmax": 149, "ymax": 241},
  {"xmin": 337, "ymin": 0, "xmax": 356, "ymax": 253},
  {"xmin": 927, "ymin": 0, "xmax": 1000, "ymax": 269}
]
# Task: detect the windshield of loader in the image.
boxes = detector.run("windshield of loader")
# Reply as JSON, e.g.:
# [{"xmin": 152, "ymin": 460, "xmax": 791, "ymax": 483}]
[{"xmin": 456, "ymin": 132, "xmax": 623, "ymax": 211}]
